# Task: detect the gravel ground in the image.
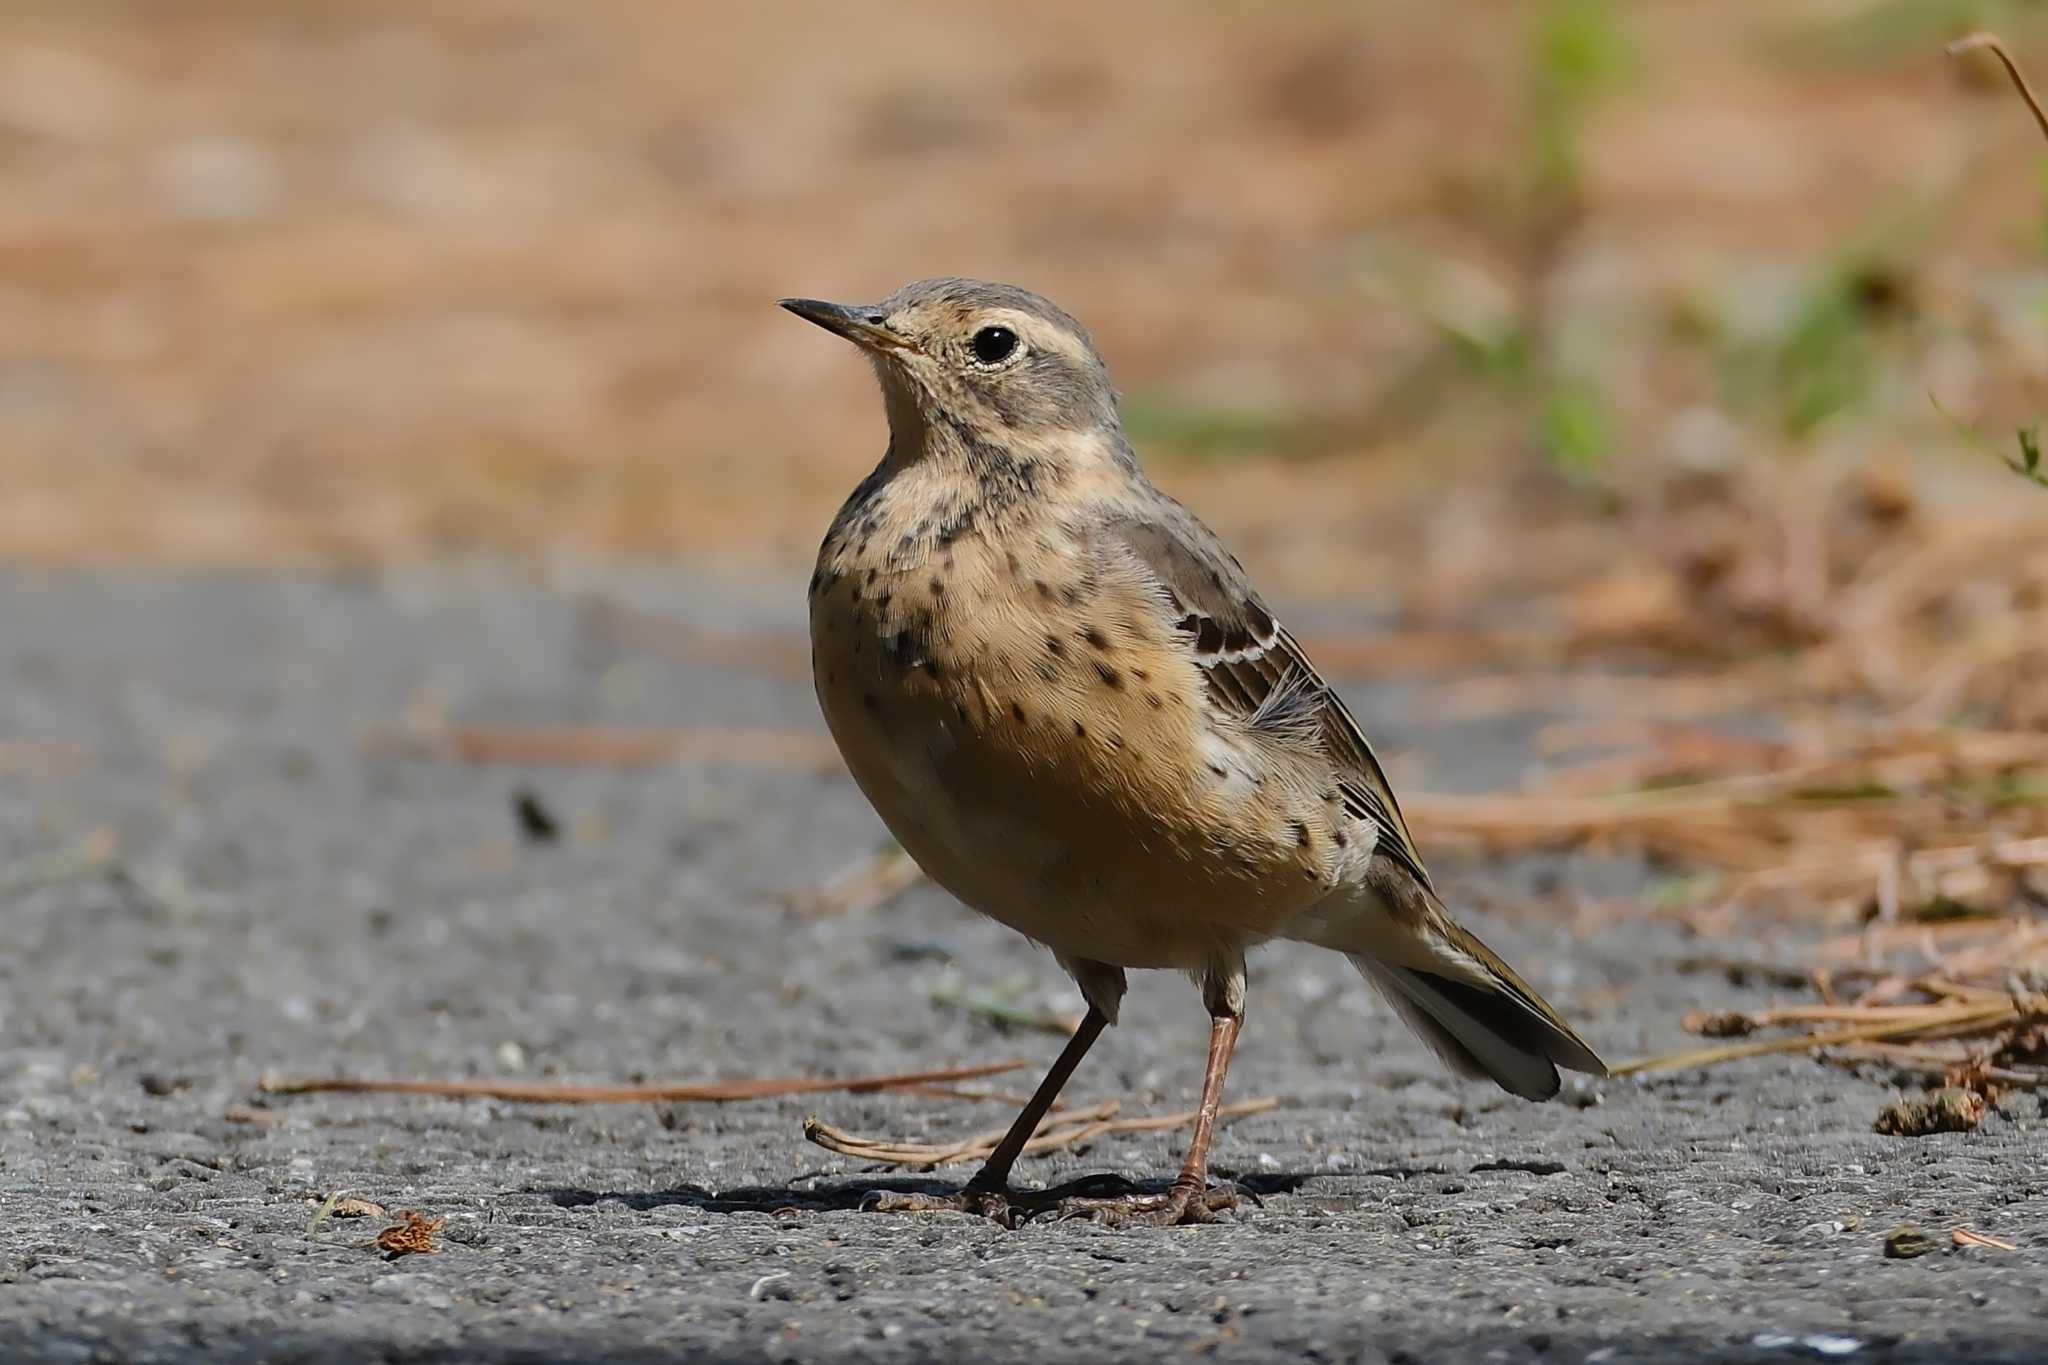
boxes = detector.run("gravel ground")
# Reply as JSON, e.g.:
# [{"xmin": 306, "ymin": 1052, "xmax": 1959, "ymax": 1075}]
[{"xmin": 1, "ymin": 568, "xmax": 2042, "ymax": 1365}]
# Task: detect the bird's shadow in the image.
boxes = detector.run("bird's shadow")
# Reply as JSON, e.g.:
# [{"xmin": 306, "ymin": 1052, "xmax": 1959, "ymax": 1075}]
[{"xmin": 536, "ymin": 1168, "xmax": 1316, "ymax": 1216}]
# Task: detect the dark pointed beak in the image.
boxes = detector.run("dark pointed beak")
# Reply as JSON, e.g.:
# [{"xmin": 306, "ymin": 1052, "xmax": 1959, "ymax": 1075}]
[{"xmin": 777, "ymin": 297, "xmax": 915, "ymax": 353}]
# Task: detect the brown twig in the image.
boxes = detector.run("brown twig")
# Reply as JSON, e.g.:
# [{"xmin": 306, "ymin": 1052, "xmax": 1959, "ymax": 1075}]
[
  {"xmin": 1953, "ymin": 1227, "xmax": 2021, "ymax": 1251},
  {"xmin": 261, "ymin": 1059, "xmax": 1027, "ymax": 1103},
  {"xmin": 1612, "ymin": 1000, "xmax": 2023, "ymax": 1076},
  {"xmin": 1821, "ymin": 1043, "xmax": 2042, "ymax": 1090},
  {"xmin": 803, "ymin": 1095, "xmax": 1279, "ymax": 1168},
  {"xmin": 1950, "ymin": 33, "xmax": 2048, "ymax": 145},
  {"xmin": 806, "ymin": 1099, "xmax": 1121, "ymax": 1167}
]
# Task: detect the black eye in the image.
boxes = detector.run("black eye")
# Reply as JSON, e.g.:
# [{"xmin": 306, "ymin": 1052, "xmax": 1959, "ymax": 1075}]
[{"xmin": 971, "ymin": 326, "xmax": 1018, "ymax": 365}]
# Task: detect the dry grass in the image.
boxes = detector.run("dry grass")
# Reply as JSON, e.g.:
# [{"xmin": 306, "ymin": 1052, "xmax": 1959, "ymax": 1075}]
[
  {"xmin": 261, "ymin": 1059, "xmax": 1029, "ymax": 1105},
  {"xmin": 804, "ymin": 1096, "xmax": 1279, "ymax": 1170},
  {"xmin": 1623, "ymin": 917, "xmax": 2046, "ymax": 1122}
]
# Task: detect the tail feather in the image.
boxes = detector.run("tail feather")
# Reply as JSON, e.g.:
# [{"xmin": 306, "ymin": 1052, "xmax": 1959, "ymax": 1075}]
[
  {"xmin": 1294, "ymin": 879, "xmax": 1606, "ymax": 1101},
  {"xmin": 1440, "ymin": 919, "xmax": 1608, "ymax": 1077},
  {"xmin": 1353, "ymin": 953, "xmax": 1603, "ymax": 1101}
]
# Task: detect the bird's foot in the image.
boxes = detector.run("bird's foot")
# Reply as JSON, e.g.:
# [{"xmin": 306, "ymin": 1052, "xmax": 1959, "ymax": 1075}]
[
  {"xmin": 864, "ymin": 1183, "xmax": 1034, "ymax": 1229},
  {"xmin": 1046, "ymin": 1178, "xmax": 1239, "ymax": 1228},
  {"xmin": 867, "ymin": 1175, "xmax": 1242, "ymax": 1229}
]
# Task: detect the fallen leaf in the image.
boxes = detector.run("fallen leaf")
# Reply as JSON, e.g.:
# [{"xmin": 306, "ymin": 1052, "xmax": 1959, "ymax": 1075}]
[{"xmin": 373, "ymin": 1210, "xmax": 444, "ymax": 1258}]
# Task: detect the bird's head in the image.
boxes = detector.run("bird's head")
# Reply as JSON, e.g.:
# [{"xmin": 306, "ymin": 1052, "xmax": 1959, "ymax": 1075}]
[{"xmin": 780, "ymin": 277, "xmax": 1126, "ymax": 467}]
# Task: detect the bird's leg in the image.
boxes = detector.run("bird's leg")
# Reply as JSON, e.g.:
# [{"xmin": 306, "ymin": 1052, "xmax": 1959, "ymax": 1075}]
[
  {"xmin": 1171, "ymin": 1008, "xmax": 1244, "ymax": 1200},
  {"xmin": 962, "ymin": 1004, "xmax": 1109, "ymax": 1194},
  {"xmin": 1054, "ymin": 965, "xmax": 1247, "ymax": 1228},
  {"xmin": 867, "ymin": 1005, "xmax": 1108, "ymax": 1225}
]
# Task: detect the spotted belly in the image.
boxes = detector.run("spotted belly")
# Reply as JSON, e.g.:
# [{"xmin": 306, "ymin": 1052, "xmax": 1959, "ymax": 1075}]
[{"xmin": 807, "ymin": 572, "xmax": 1347, "ymax": 968}]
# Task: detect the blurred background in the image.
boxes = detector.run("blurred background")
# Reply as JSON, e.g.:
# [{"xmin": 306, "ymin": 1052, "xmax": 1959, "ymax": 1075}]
[
  {"xmin": 3, "ymin": 0, "xmax": 2047, "ymax": 1203},
  {"xmin": 3, "ymin": 0, "xmax": 2045, "ymax": 586}
]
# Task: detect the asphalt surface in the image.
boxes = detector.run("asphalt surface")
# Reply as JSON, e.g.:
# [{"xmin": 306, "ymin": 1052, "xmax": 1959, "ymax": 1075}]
[{"xmin": 1, "ymin": 567, "xmax": 2042, "ymax": 1365}]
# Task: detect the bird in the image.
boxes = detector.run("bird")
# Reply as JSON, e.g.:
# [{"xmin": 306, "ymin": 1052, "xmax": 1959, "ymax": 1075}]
[{"xmin": 782, "ymin": 278, "xmax": 1605, "ymax": 1227}]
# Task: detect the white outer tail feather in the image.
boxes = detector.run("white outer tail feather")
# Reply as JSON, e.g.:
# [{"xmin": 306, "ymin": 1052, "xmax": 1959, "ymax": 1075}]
[
  {"xmin": 1351, "ymin": 955, "xmax": 1563, "ymax": 1101},
  {"xmin": 1291, "ymin": 883, "xmax": 1605, "ymax": 1102}
]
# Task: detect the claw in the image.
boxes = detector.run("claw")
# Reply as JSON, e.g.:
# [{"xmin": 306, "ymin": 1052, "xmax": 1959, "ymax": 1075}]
[
  {"xmin": 862, "ymin": 1178, "xmax": 1241, "ymax": 1230},
  {"xmin": 863, "ymin": 1185, "xmax": 1024, "ymax": 1227},
  {"xmin": 1049, "ymin": 1180, "xmax": 1240, "ymax": 1228}
]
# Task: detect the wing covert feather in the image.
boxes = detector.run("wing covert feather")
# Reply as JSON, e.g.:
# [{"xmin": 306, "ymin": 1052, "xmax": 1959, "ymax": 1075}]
[{"xmin": 1097, "ymin": 505, "xmax": 1432, "ymax": 891}]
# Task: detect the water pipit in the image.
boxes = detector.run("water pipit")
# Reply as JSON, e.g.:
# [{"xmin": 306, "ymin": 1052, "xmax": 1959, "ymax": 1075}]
[{"xmin": 783, "ymin": 278, "xmax": 1604, "ymax": 1227}]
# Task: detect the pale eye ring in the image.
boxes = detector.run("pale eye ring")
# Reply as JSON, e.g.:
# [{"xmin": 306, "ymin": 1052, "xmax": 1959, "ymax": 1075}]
[{"xmin": 971, "ymin": 325, "xmax": 1019, "ymax": 365}]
